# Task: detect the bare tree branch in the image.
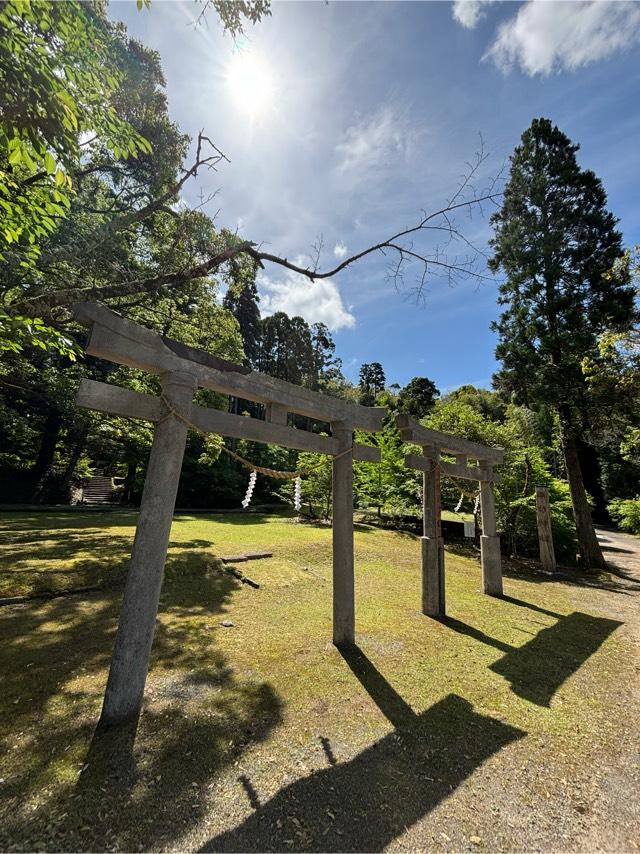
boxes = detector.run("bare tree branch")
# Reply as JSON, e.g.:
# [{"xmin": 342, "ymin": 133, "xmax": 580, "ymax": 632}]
[{"xmin": 10, "ymin": 134, "xmax": 504, "ymax": 319}]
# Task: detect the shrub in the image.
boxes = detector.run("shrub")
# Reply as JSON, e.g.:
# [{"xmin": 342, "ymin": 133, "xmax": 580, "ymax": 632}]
[{"xmin": 608, "ymin": 496, "xmax": 640, "ymax": 534}]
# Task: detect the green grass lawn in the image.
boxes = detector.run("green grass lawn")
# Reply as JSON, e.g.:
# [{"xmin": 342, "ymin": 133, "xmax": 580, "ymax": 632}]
[{"xmin": 0, "ymin": 510, "xmax": 635, "ymax": 851}]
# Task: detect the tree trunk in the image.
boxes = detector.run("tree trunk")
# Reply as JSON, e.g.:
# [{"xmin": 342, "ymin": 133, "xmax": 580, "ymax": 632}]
[
  {"xmin": 62, "ymin": 423, "xmax": 89, "ymax": 488},
  {"xmin": 560, "ymin": 424, "xmax": 606, "ymax": 570},
  {"xmin": 124, "ymin": 459, "xmax": 138, "ymax": 504},
  {"xmin": 576, "ymin": 439, "xmax": 609, "ymax": 524},
  {"xmin": 30, "ymin": 408, "xmax": 63, "ymax": 500}
]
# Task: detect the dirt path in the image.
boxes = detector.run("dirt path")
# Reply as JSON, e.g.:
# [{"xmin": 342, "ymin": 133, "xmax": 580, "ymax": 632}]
[{"xmin": 597, "ymin": 526, "xmax": 640, "ymax": 576}]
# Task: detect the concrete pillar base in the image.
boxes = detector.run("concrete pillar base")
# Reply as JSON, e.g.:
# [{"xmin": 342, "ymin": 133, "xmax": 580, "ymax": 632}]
[{"xmin": 481, "ymin": 534, "xmax": 502, "ymax": 596}]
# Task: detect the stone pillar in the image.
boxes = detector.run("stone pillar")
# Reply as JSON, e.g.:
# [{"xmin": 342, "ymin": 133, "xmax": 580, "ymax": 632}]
[
  {"xmin": 479, "ymin": 473, "xmax": 502, "ymax": 596},
  {"xmin": 535, "ymin": 485, "xmax": 556, "ymax": 573},
  {"xmin": 99, "ymin": 370, "xmax": 197, "ymax": 728},
  {"xmin": 422, "ymin": 448, "xmax": 445, "ymax": 616},
  {"xmin": 331, "ymin": 422, "xmax": 355, "ymax": 646}
]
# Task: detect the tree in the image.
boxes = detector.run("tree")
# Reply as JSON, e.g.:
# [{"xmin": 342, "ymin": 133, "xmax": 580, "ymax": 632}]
[
  {"xmin": 2, "ymin": 0, "xmax": 502, "ymax": 345},
  {"xmin": 397, "ymin": 376, "xmax": 439, "ymax": 418},
  {"xmin": 223, "ymin": 278, "xmax": 261, "ymax": 367},
  {"xmin": 490, "ymin": 118, "xmax": 636, "ymax": 568},
  {"xmin": 359, "ymin": 362, "xmax": 386, "ymax": 405}
]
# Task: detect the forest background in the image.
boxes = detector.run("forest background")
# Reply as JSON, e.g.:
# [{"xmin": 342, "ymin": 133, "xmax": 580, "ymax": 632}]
[{"xmin": 1, "ymin": 0, "xmax": 639, "ymax": 566}]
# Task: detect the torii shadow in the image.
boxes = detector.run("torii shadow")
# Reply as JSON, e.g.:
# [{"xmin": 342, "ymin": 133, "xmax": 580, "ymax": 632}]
[
  {"xmin": 202, "ymin": 646, "xmax": 525, "ymax": 852},
  {"xmin": 442, "ymin": 604, "xmax": 622, "ymax": 707}
]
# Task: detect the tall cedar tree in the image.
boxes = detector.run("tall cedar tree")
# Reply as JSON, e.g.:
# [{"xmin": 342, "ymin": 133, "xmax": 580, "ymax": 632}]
[
  {"xmin": 223, "ymin": 280, "xmax": 261, "ymax": 367},
  {"xmin": 490, "ymin": 118, "xmax": 635, "ymax": 568}
]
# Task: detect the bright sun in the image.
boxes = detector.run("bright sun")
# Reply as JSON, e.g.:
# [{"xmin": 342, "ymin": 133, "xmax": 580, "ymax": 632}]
[{"xmin": 226, "ymin": 52, "xmax": 275, "ymax": 119}]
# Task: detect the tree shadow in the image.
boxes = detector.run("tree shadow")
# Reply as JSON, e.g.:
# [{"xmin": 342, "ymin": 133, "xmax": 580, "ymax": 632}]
[
  {"xmin": 202, "ymin": 646, "xmax": 525, "ymax": 852},
  {"xmin": 441, "ymin": 608, "xmax": 622, "ymax": 707},
  {"xmin": 0, "ymin": 552, "xmax": 282, "ymax": 852}
]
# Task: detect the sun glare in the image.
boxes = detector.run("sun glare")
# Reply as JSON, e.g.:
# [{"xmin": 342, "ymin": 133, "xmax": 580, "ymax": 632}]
[{"xmin": 226, "ymin": 52, "xmax": 275, "ymax": 119}]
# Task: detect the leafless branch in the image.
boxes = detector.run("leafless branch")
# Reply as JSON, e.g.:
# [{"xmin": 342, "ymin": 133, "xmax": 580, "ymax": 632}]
[{"xmin": 11, "ymin": 133, "xmax": 504, "ymax": 318}]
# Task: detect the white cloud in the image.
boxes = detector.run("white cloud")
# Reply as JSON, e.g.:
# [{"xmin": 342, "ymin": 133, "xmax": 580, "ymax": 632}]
[
  {"xmin": 335, "ymin": 104, "xmax": 422, "ymax": 175},
  {"xmin": 486, "ymin": 1, "xmax": 640, "ymax": 76},
  {"xmin": 452, "ymin": 1, "xmax": 494, "ymax": 29},
  {"xmin": 333, "ymin": 241, "xmax": 348, "ymax": 259},
  {"xmin": 259, "ymin": 269, "xmax": 355, "ymax": 331}
]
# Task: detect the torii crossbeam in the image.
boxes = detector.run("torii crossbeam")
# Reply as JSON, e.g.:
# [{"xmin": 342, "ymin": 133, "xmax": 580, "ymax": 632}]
[
  {"xmin": 396, "ymin": 414, "xmax": 504, "ymax": 616},
  {"xmin": 73, "ymin": 302, "xmax": 385, "ymax": 728}
]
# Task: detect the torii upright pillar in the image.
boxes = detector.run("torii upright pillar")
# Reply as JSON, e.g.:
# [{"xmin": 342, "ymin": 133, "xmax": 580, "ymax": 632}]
[
  {"xmin": 421, "ymin": 447, "xmax": 446, "ymax": 617},
  {"xmin": 397, "ymin": 413, "xmax": 505, "ymax": 613},
  {"xmin": 71, "ymin": 302, "xmax": 385, "ymax": 727},
  {"xmin": 331, "ymin": 421, "xmax": 355, "ymax": 646},
  {"xmin": 479, "ymin": 466, "xmax": 503, "ymax": 596}
]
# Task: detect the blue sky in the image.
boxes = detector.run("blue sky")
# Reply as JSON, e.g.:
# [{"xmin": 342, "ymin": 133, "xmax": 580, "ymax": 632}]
[{"xmin": 110, "ymin": 0, "xmax": 640, "ymax": 392}]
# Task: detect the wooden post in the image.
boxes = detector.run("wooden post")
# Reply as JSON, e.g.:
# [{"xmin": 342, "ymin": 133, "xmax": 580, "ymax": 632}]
[
  {"xmin": 331, "ymin": 422, "xmax": 354, "ymax": 646},
  {"xmin": 535, "ymin": 485, "xmax": 556, "ymax": 573},
  {"xmin": 422, "ymin": 448, "xmax": 445, "ymax": 616},
  {"xmin": 99, "ymin": 370, "xmax": 197, "ymax": 728},
  {"xmin": 479, "ymin": 469, "xmax": 502, "ymax": 596}
]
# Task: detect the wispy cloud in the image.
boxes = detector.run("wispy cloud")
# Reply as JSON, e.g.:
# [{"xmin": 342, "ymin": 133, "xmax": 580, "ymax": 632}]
[
  {"xmin": 258, "ymin": 267, "xmax": 355, "ymax": 331},
  {"xmin": 485, "ymin": 1, "xmax": 640, "ymax": 76},
  {"xmin": 452, "ymin": 1, "xmax": 494, "ymax": 29},
  {"xmin": 333, "ymin": 241, "xmax": 348, "ymax": 259},
  {"xmin": 335, "ymin": 104, "xmax": 423, "ymax": 177}
]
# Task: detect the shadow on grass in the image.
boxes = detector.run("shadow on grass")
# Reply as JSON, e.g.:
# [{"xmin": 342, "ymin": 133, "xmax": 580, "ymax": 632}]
[
  {"xmin": 442, "ymin": 610, "xmax": 622, "ymax": 707},
  {"xmin": 0, "ymin": 550, "xmax": 282, "ymax": 852},
  {"xmin": 202, "ymin": 646, "xmax": 525, "ymax": 852},
  {"xmin": 0, "ymin": 528, "xmax": 233, "ymax": 599},
  {"xmin": 489, "ymin": 611, "xmax": 622, "ymax": 706},
  {"xmin": 445, "ymin": 542, "xmax": 638, "ymax": 595}
]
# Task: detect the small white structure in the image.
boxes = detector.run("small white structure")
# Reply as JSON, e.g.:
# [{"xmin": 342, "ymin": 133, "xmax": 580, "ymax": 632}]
[
  {"xmin": 396, "ymin": 414, "xmax": 504, "ymax": 617},
  {"xmin": 73, "ymin": 302, "xmax": 385, "ymax": 727}
]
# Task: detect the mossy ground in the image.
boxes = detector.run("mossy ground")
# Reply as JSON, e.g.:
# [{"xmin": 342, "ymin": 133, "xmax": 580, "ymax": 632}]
[{"xmin": 0, "ymin": 510, "xmax": 638, "ymax": 851}]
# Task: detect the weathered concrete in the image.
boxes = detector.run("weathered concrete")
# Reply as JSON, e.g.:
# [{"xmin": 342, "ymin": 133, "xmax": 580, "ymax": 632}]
[
  {"xmin": 536, "ymin": 485, "xmax": 556, "ymax": 573},
  {"xmin": 74, "ymin": 302, "xmax": 386, "ymax": 431},
  {"xmin": 396, "ymin": 414, "xmax": 505, "ymax": 465},
  {"xmin": 332, "ymin": 422, "xmax": 355, "ymax": 646},
  {"xmin": 77, "ymin": 378, "xmax": 380, "ymax": 462},
  {"xmin": 480, "ymin": 534, "xmax": 502, "ymax": 595},
  {"xmin": 99, "ymin": 370, "xmax": 197, "ymax": 727},
  {"xmin": 421, "ymin": 450, "xmax": 445, "ymax": 616},
  {"xmin": 402, "ymin": 419, "xmax": 504, "ymax": 602},
  {"xmin": 405, "ymin": 451, "xmax": 500, "ymax": 483},
  {"xmin": 479, "ymin": 475, "xmax": 502, "ymax": 595}
]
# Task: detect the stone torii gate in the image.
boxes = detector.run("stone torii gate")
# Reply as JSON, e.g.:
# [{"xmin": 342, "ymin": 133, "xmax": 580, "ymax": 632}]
[
  {"xmin": 73, "ymin": 302, "xmax": 385, "ymax": 728},
  {"xmin": 396, "ymin": 414, "xmax": 504, "ymax": 617}
]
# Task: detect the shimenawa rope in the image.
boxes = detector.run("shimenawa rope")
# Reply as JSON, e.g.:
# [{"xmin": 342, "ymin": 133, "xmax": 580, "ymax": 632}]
[{"xmin": 158, "ymin": 394, "xmax": 353, "ymax": 480}]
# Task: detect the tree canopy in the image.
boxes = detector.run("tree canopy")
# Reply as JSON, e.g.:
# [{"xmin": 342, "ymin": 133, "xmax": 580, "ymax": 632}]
[{"xmin": 489, "ymin": 117, "xmax": 636, "ymax": 568}]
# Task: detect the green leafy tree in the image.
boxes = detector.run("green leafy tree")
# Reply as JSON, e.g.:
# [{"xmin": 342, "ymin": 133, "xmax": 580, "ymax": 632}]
[
  {"xmin": 358, "ymin": 362, "xmax": 386, "ymax": 406},
  {"xmin": 354, "ymin": 419, "xmax": 419, "ymax": 520},
  {"xmin": 0, "ymin": 0, "xmax": 151, "ymax": 267},
  {"xmin": 397, "ymin": 376, "xmax": 439, "ymax": 418},
  {"xmin": 489, "ymin": 117, "xmax": 635, "ymax": 568}
]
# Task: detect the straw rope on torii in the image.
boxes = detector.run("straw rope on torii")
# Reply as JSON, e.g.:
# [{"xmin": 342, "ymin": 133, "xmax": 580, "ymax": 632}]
[
  {"xmin": 159, "ymin": 393, "xmax": 354, "ymax": 481},
  {"xmin": 72, "ymin": 300, "xmax": 385, "ymax": 729}
]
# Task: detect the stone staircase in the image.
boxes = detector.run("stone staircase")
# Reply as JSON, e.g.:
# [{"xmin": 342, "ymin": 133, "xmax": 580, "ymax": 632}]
[{"xmin": 81, "ymin": 471, "xmax": 119, "ymax": 505}]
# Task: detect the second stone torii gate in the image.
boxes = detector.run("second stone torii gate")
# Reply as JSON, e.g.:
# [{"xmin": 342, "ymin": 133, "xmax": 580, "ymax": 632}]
[
  {"xmin": 396, "ymin": 414, "xmax": 505, "ymax": 617},
  {"xmin": 73, "ymin": 302, "xmax": 385, "ymax": 728}
]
